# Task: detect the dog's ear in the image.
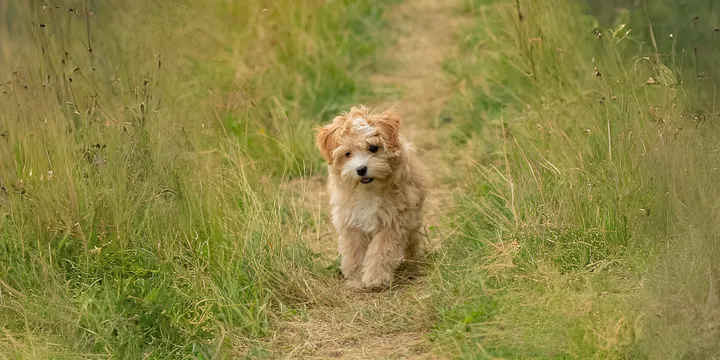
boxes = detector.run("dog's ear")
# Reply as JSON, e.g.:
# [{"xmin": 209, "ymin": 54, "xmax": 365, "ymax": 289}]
[
  {"xmin": 315, "ymin": 116, "xmax": 345, "ymax": 165},
  {"xmin": 370, "ymin": 108, "xmax": 402, "ymax": 152}
]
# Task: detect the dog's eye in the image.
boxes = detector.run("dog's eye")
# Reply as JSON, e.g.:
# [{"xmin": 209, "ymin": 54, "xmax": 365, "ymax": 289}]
[
  {"xmin": 369, "ymin": 145, "xmax": 379, "ymax": 153},
  {"xmin": 345, "ymin": 152, "xmax": 351, "ymax": 158}
]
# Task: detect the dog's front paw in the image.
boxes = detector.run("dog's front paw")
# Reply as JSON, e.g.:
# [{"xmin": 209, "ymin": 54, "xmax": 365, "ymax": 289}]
[
  {"xmin": 345, "ymin": 279, "xmax": 364, "ymax": 290},
  {"xmin": 361, "ymin": 270, "xmax": 393, "ymax": 290}
]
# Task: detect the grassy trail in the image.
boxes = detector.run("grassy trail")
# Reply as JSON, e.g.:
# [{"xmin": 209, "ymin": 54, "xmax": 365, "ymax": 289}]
[{"xmin": 279, "ymin": 0, "xmax": 464, "ymax": 358}]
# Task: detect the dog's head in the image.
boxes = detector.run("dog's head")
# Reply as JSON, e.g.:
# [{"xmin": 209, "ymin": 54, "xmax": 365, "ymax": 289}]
[{"xmin": 316, "ymin": 106, "xmax": 402, "ymax": 186}]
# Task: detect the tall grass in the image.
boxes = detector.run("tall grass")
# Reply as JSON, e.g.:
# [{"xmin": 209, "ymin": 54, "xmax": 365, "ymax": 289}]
[
  {"xmin": 433, "ymin": 0, "xmax": 720, "ymax": 357},
  {"xmin": 0, "ymin": 0, "xmax": 388, "ymax": 357}
]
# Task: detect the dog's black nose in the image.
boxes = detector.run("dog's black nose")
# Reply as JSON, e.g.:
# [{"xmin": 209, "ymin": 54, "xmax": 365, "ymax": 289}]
[{"xmin": 356, "ymin": 166, "xmax": 367, "ymax": 176}]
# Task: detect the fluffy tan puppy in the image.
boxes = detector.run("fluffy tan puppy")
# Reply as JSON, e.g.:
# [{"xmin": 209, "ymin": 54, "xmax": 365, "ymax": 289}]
[{"xmin": 315, "ymin": 106, "xmax": 427, "ymax": 289}]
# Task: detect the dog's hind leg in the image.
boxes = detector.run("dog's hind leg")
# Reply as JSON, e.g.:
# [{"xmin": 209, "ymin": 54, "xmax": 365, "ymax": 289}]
[
  {"xmin": 405, "ymin": 229, "xmax": 424, "ymax": 261},
  {"xmin": 361, "ymin": 226, "xmax": 407, "ymax": 289},
  {"xmin": 403, "ymin": 230, "xmax": 424, "ymax": 275}
]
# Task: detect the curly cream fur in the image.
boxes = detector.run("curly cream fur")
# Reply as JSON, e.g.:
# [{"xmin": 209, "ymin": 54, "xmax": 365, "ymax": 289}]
[{"xmin": 316, "ymin": 106, "xmax": 427, "ymax": 289}]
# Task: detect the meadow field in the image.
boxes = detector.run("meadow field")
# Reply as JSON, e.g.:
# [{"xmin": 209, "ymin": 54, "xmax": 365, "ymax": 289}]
[{"xmin": 1, "ymin": 0, "xmax": 719, "ymax": 358}]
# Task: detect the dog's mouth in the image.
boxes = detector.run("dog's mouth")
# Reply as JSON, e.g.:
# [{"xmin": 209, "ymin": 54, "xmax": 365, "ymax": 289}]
[{"xmin": 360, "ymin": 176, "xmax": 374, "ymax": 184}]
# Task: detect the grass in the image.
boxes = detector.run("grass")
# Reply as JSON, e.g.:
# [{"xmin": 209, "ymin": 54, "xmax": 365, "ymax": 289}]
[
  {"xmin": 432, "ymin": 0, "xmax": 720, "ymax": 358},
  {"xmin": 2, "ymin": 0, "xmax": 720, "ymax": 358}
]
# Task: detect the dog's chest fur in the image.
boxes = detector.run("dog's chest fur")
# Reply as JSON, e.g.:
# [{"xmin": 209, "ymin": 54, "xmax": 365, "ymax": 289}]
[{"xmin": 330, "ymin": 190, "xmax": 388, "ymax": 234}]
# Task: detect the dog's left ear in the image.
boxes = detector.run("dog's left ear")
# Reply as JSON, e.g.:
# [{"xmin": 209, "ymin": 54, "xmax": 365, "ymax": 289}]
[
  {"xmin": 370, "ymin": 109, "xmax": 402, "ymax": 152},
  {"xmin": 315, "ymin": 116, "xmax": 344, "ymax": 165}
]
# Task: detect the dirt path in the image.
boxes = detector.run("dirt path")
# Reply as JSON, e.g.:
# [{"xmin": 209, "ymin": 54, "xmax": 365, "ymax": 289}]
[{"xmin": 277, "ymin": 1, "xmax": 464, "ymax": 358}]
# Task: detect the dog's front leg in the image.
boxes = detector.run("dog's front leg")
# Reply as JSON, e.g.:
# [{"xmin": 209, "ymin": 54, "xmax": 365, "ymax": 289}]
[
  {"xmin": 361, "ymin": 226, "xmax": 406, "ymax": 289},
  {"xmin": 338, "ymin": 227, "xmax": 369, "ymax": 288}
]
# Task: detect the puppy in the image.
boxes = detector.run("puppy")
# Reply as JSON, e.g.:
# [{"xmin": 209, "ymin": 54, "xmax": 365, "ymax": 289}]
[{"xmin": 315, "ymin": 106, "xmax": 426, "ymax": 289}]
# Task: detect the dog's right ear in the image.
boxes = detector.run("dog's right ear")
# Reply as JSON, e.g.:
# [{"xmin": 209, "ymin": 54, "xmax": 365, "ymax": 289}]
[
  {"xmin": 371, "ymin": 108, "xmax": 402, "ymax": 153},
  {"xmin": 315, "ymin": 116, "xmax": 344, "ymax": 165}
]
